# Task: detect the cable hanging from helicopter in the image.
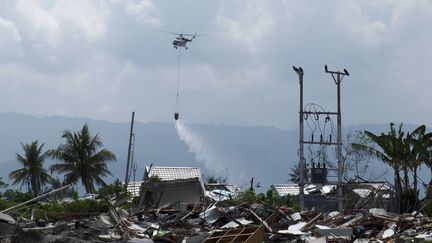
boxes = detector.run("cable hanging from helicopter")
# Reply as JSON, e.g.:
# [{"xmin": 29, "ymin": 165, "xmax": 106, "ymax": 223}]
[{"xmin": 158, "ymin": 30, "xmax": 200, "ymax": 121}]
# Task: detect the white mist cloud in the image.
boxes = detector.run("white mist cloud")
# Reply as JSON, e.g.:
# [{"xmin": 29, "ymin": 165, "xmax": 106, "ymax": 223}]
[
  {"xmin": 175, "ymin": 120, "xmax": 244, "ymax": 184},
  {"xmin": 175, "ymin": 120, "xmax": 222, "ymax": 172}
]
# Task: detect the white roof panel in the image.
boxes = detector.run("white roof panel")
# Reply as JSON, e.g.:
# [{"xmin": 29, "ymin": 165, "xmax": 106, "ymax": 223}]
[{"xmin": 147, "ymin": 166, "xmax": 202, "ymax": 181}]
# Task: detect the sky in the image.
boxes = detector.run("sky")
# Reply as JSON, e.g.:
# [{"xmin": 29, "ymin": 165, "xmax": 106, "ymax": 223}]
[{"xmin": 0, "ymin": 0, "xmax": 431, "ymax": 130}]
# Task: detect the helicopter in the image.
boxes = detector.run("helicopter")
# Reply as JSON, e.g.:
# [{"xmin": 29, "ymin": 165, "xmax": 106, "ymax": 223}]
[
  {"xmin": 172, "ymin": 33, "xmax": 196, "ymax": 49},
  {"xmin": 157, "ymin": 30, "xmax": 201, "ymax": 49}
]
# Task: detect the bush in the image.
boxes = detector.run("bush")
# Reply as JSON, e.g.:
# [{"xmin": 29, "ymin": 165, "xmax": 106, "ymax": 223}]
[
  {"xmin": 282, "ymin": 194, "xmax": 300, "ymax": 210},
  {"xmin": 343, "ymin": 191, "xmax": 361, "ymax": 209},
  {"xmin": 257, "ymin": 190, "xmax": 278, "ymax": 208},
  {"xmin": 0, "ymin": 198, "xmax": 11, "ymax": 210},
  {"xmin": 3, "ymin": 189, "xmax": 32, "ymax": 203},
  {"xmin": 98, "ymin": 179, "xmax": 127, "ymax": 199},
  {"xmin": 35, "ymin": 199, "xmax": 110, "ymax": 220},
  {"xmin": 235, "ymin": 188, "xmax": 257, "ymax": 204}
]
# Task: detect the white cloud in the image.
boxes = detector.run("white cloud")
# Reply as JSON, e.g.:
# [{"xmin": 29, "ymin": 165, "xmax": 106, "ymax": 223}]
[
  {"xmin": 124, "ymin": 0, "xmax": 160, "ymax": 25},
  {"xmin": 15, "ymin": 0, "xmax": 61, "ymax": 48},
  {"xmin": 336, "ymin": 0, "xmax": 432, "ymax": 47},
  {"xmin": 0, "ymin": 0, "xmax": 431, "ymax": 128},
  {"xmin": 14, "ymin": 0, "xmax": 109, "ymax": 48},
  {"xmin": 52, "ymin": 0, "xmax": 110, "ymax": 42},
  {"xmin": 0, "ymin": 17, "xmax": 22, "ymax": 57},
  {"xmin": 336, "ymin": 1, "xmax": 388, "ymax": 46},
  {"xmin": 193, "ymin": 64, "xmax": 267, "ymax": 94},
  {"xmin": 389, "ymin": 0, "xmax": 432, "ymax": 26},
  {"xmin": 214, "ymin": 1, "xmax": 275, "ymax": 54}
]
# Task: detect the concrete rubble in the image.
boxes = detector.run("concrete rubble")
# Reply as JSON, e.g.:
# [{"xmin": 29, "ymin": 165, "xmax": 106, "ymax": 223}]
[
  {"xmin": 2, "ymin": 193, "xmax": 432, "ymax": 243},
  {"xmin": 1, "ymin": 174, "xmax": 432, "ymax": 242}
]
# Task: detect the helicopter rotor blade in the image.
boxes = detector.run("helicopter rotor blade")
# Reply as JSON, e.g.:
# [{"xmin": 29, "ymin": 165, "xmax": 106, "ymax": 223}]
[
  {"xmin": 179, "ymin": 32, "xmax": 211, "ymax": 37},
  {"xmin": 155, "ymin": 29, "xmax": 182, "ymax": 35},
  {"xmin": 156, "ymin": 28, "xmax": 211, "ymax": 37}
]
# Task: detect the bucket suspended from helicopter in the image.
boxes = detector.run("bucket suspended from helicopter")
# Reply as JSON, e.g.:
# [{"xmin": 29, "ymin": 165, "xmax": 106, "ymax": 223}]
[{"xmin": 157, "ymin": 30, "xmax": 203, "ymax": 122}]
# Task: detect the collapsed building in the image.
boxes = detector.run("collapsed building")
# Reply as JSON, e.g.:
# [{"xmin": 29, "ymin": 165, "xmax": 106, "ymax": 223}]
[
  {"xmin": 271, "ymin": 181, "xmax": 394, "ymax": 212},
  {"xmin": 133, "ymin": 166, "xmax": 205, "ymax": 210},
  {"xmin": 0, "ymin": 164, "xmax": 428, "ymax": 243}
]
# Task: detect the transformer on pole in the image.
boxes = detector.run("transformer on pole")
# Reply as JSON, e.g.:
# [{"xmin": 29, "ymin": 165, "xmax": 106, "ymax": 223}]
[{"xmin": 293, "ymin": 65, "xmax": 349, "ymax": 211}]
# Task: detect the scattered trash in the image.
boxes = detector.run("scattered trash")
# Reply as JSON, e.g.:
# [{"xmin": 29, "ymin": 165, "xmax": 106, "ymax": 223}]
[{"xmin": 2, "ymin": 176, "xmax": 432, "ymax": 242}]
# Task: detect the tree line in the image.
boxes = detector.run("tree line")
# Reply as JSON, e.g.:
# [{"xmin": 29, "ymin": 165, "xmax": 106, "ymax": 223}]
[{"xmin": 1, "ymin": 124, "xmax": 116, "ymax": 198}]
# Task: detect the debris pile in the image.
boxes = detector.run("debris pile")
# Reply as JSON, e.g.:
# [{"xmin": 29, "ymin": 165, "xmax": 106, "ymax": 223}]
[
  {"xmin": 1, "ymin": 168, "xmax": 432, "ymax": 242},
  {"xmin": 3, "ymin": 194, "xmax": 432, "ymax": 242}
]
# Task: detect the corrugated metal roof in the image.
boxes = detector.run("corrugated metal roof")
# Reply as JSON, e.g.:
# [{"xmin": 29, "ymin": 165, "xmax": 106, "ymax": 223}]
[
  {"xmin": 272, "ymin": 184, "xmax": 335, "ymax": 196},
  {"xmin": 352, "ymin": 189, "xmax": 371, "ymax": 198},
  {"xmin": 272, "ymin": 184, "xmax": 310, "ymax": 196},
  {"xmin": 350, "ymin": 182, "xmax": 392, "ymax": 199},
  {"xmin": 224, "ymin": 185, "xmax": 241, "ymax": 193},
  {"xmin": 126, "ymin": 181, "xmax": 142, "ymax": 197},
  {"xmin": 206, "ymin": 184, "xmax": 241, "ymax": 193},
  {"xmin": 147, "ymin": 166, "xmax": 202, "ymax": 181}
]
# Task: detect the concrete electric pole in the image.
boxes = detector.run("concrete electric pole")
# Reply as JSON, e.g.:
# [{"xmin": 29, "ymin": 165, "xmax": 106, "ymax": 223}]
[
  {"xmin": 325, "ymin": 65, "xmax": 349, "ymax": 211},
  {"xmin": 293, "ymin": 65, "xmax": 349, "ymax": 211}
]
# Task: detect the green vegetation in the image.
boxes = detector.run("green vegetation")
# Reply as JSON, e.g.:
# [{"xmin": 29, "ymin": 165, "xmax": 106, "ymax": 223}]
[
  {"xmin": 289, "ymin": 163, "xmax": 309, "ymax": 183},
  {"xmin": 37, "ymin": 199, "xmax": 109, "ymax": 215},
  {"xmin": 2, "ymin": 189, "xmax": 32, "ymax": 203},
  {"xmin": 2, "ymin": 121, "xmax": 432, "ymax": 216},
  {"xmin": 0, "ymin": 188, "xmax": 109, "ymax": 219},
  {"xmin": 353, "ymin": 123, "xmax": 432, "ymax": 213},
  {"xmin": 235, "ymin": 188, "xmax": 299, "ymax": 210},
  {"xmin": 8, "ymin": 141, "xmax": 55, "ymax": 197},
  {"xmin": 0, "ymin": 177, "xmax": 7, "ymax": 198},
  {"xmin": 146, "ymin": 175, "xmax": 161, "ymax": 183},
  {"xmin": 0, "ymin": 124, "xmax": 121, "ymax": 219},
  {"xmin": 0, "ymin": 190, "xmax": 34, "ymax": 215},
  {"xmin": 98, "ymin": 178, "xmax": 129, "ymax": 199},
  {"xmin": 0, "ymin": 177, "xmax": 7, "ymax": 189},
  {"xmin": 236, "ymin": 188, "xmax": 258, "ymax": 204},
  {"xmin": 50, "ymin": 124, "xmax": 116, "ymax": 193}
]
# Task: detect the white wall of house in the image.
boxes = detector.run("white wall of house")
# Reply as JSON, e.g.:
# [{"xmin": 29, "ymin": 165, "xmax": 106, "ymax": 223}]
[{"xmin": 151, "ymin": 182, "xmax": 202, "ymax": 207}]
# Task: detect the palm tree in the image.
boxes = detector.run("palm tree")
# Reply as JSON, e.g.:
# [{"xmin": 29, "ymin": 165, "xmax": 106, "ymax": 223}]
[
  {"xmin": 407, "ymin": 125, "xmax": 432, "ymax": 194},
  {"xmin": 50, "ymin": 124, "xmax": 116, "ymax": 193},
  {"xmin": 289, "ymin": 162, "xmax": 309, "ymax": 183},
  {"xmin": 0, "ymin": 177, "xmax": 7, "ymax": 190},
  {"xmin": 352, "ymin": 123, "xmax": 407, "ymax": 213},
  {"xmin": 9, "ymin": 141, "xmax": 54, "ymax": 197}
]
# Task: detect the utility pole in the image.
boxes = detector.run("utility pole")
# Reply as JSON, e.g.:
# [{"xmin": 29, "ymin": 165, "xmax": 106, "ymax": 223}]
[
  {"xmin": 293, "ymin": 66, "xmax": 305, "ymax": 210},
  {"xmin": 293, "ymin": 65, "xmax": 349, "ymax": 211},
  {"xmin": 325, "ymin": 65, "xmax": 349, "ymax": 211},
  {"xmin": 124, "ymin": 111, "xmax": 135, "ymax": 190}
]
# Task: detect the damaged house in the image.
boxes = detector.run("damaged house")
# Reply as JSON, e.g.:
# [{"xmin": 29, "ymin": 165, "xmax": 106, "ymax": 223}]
[
  {"xmin": 205, "ymin": 183, "xmax": 241, "ymax": 202},
  {"xmin": 271, "ymin": 181, "xmax": 394, "ymax": 211},
  {"xmin": 137, "ymin": 165, "xmax": 205, "ymax": 209},
  {"xmin": 271, "ymin": 184, "xmax": 338, "ymax": 211}
]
